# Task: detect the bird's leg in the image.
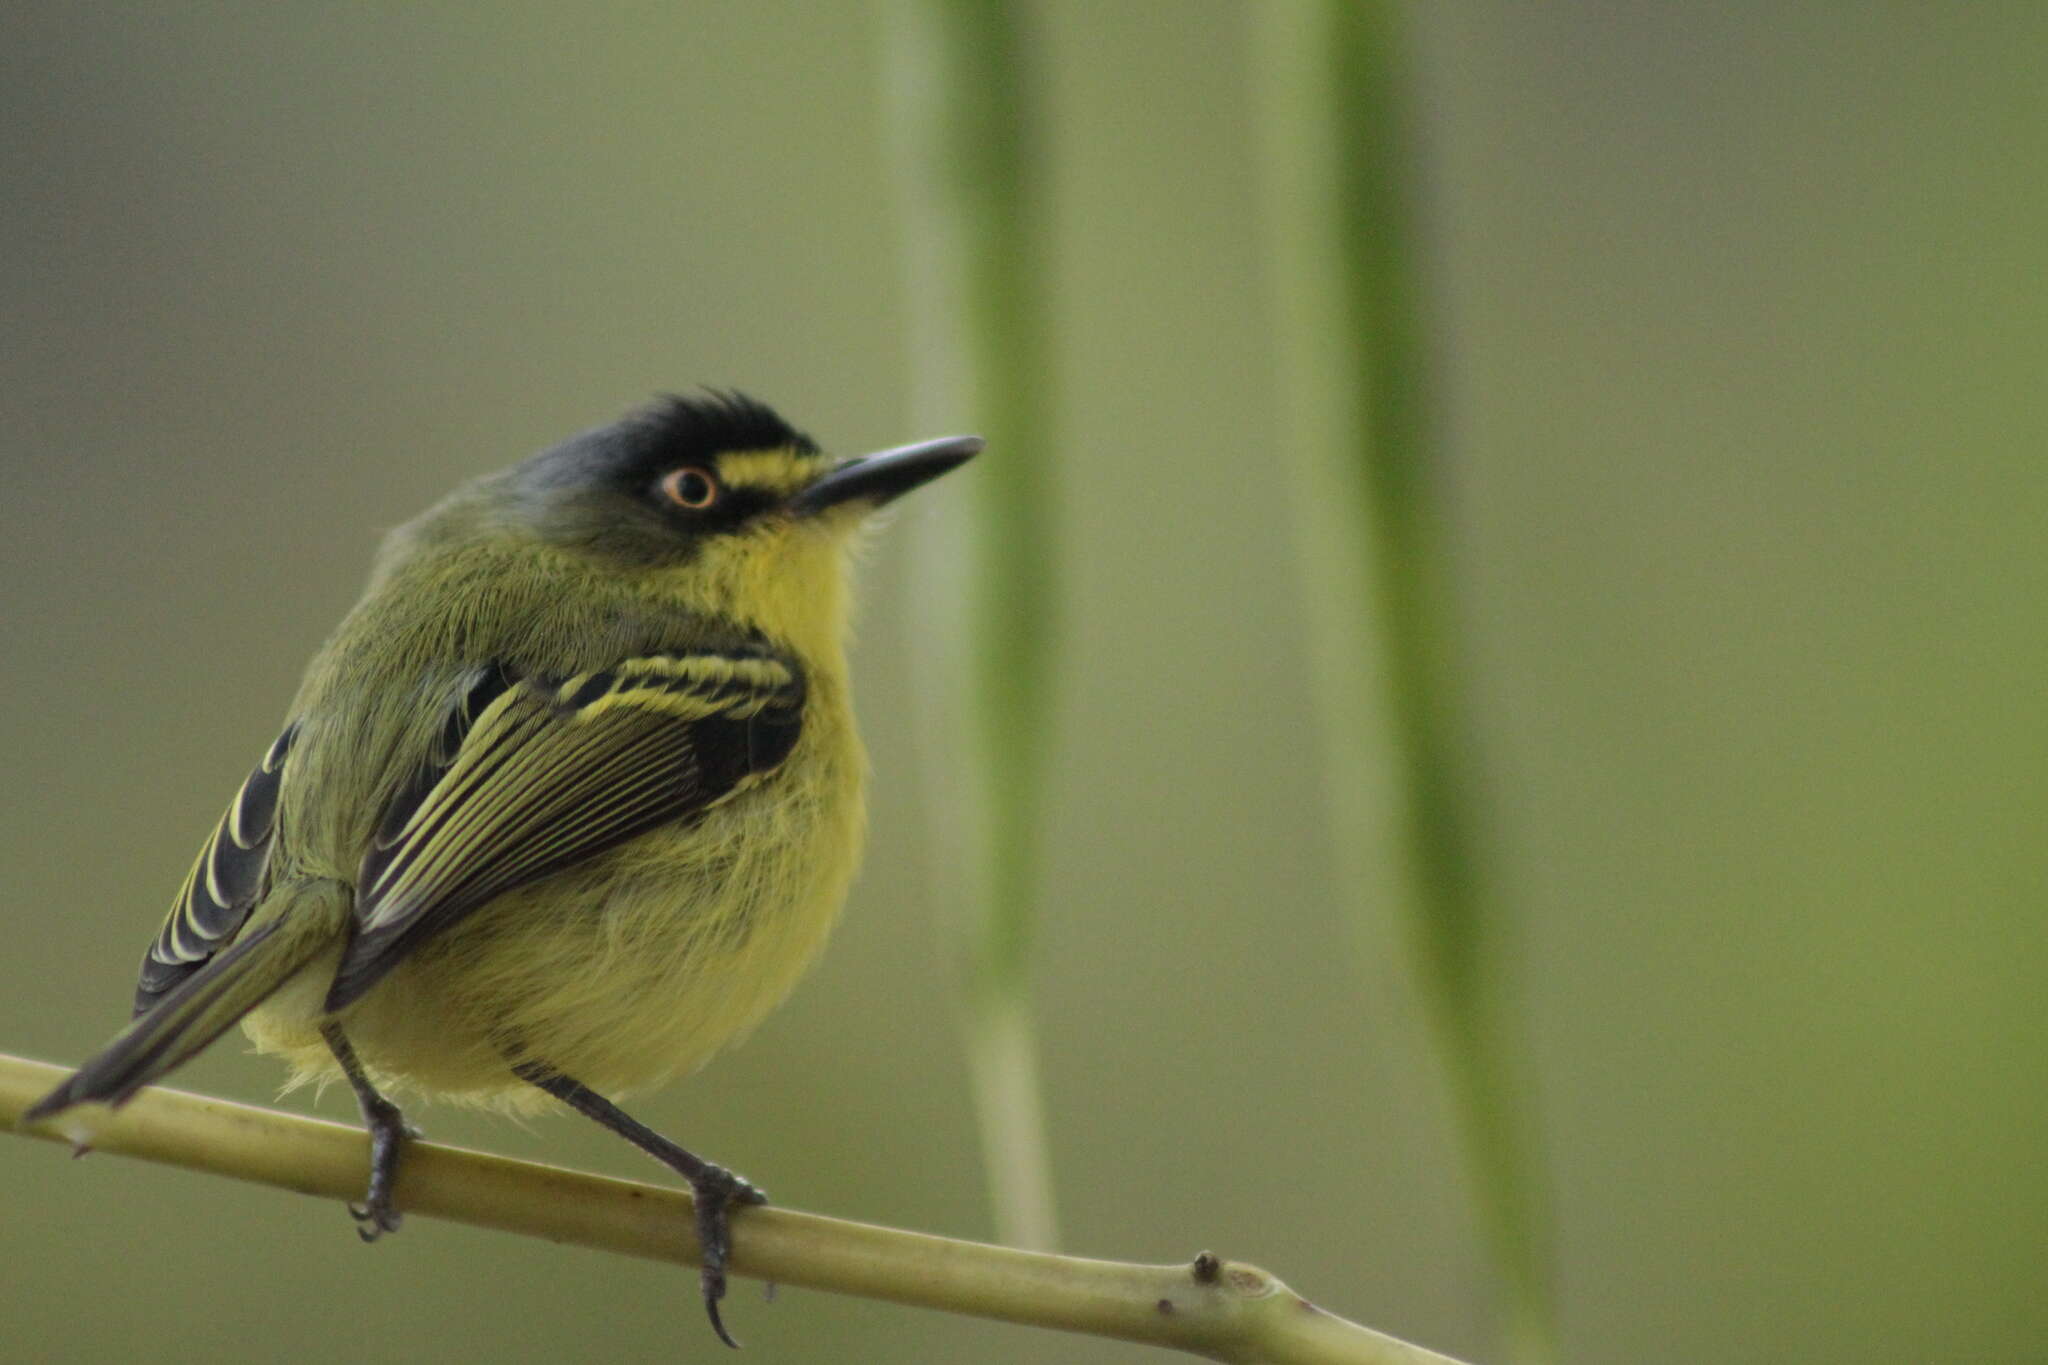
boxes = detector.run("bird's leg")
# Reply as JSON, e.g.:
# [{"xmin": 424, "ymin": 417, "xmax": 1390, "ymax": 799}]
[
  {"xmin": 512, "ymin": 1059, "xmax": 765, "ymax": 1349},
  {"xmin": 321, "ymin": 1021, "xmax": 415, "ymax": 1242}
]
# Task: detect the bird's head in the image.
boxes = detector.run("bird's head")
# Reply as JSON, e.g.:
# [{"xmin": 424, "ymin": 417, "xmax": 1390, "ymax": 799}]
[{"xmin": 495, "ymin": 392, "xmax": 979, "ymax": 652}]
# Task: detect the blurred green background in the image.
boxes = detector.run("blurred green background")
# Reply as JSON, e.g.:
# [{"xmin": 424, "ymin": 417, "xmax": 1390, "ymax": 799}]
[{"xmin": 5, "ymin": 4, "xmax": 2045, "ymax": 1362}]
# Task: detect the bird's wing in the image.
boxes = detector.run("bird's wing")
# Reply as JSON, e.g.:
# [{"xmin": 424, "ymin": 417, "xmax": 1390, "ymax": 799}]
[
  {"xmin": 323, "ymin": 650, "xmax": 805, "ymax": 1012},
  {"xmin": 134, "ymin": 726, "xmax": 299, "ymax": 1017}
]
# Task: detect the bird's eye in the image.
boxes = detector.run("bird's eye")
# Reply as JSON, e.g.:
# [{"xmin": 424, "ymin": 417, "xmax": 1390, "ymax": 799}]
[{"xmin": 659, "ymin": 467, "xmax": 719, "ymax": 510}]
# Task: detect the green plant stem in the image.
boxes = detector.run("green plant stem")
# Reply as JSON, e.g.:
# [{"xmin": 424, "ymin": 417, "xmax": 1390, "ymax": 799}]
[
  {"xmin": 3, "ymin": 1053, "xmax": 1465, "ymax": 1365},
  {"xmin": 1249, "ymin": 4, "xmax": 1550, "ymax": 1358},
  {"xmin": 882, "ymin": 0, "xmax": 1061, "ymax": 1252}
]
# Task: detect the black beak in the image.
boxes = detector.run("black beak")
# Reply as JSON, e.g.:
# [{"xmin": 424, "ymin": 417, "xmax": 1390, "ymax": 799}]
[{"xmin": 790, "ymin": 434, "xmax": 983, "ymax": 516}]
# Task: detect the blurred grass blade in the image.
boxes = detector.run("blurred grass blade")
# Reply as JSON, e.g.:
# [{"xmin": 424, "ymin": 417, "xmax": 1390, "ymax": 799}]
[
  {"xmin": 1250, "ymin": 2, "xmax": 1552, "ymax": 1356},
  {"xmin": 882, "ymin": 0, "xmax": 1060, "ymax": 1251}
]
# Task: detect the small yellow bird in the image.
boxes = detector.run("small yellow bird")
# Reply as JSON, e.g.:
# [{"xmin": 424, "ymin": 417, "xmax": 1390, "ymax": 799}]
[{"xmin": 28, "ymin": 393, "xmax": 980, "ymax": 1345}]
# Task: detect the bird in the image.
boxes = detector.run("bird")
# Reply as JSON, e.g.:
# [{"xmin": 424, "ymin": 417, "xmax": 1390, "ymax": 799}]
[{"xmin": 25, "ymin": 392, "xmax": 981, "ymax": 1346}]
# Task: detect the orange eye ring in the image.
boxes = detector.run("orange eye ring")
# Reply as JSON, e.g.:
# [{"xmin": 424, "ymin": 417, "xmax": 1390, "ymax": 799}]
[{"xmin": 659, "ymin": 466, "xmax": 719, "ymax": 510}]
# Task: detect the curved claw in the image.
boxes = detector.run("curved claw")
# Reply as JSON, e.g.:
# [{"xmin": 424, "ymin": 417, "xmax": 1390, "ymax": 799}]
[
  {"xmin": 704, "ymin": 1297, "xmax": 739, "ymax": 1352},
  {"xmin": 348, "ymin": 1199, "xmax": 403, "ymax": 1242}
]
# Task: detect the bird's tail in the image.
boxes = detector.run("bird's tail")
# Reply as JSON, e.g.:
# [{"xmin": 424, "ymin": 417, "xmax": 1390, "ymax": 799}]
[{"xmin": 25, "ymin": 878, "xmax": 349, "ymax": 1122}]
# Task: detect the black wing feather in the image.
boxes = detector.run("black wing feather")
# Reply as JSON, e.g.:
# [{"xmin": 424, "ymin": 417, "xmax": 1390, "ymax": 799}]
[{"xmin": 135, "ymin": 724, "xmax": 298, "ymax": 1016}]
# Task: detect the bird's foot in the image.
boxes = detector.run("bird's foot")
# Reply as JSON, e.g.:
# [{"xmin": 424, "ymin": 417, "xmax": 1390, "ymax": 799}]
[
  {"xmin": 690, "ymin": 1163, "xmax": 768, "ymax": 1349},
  {"xmin": 348, "ymin": 1096, "xmax": 416, "ymax": 1243}
]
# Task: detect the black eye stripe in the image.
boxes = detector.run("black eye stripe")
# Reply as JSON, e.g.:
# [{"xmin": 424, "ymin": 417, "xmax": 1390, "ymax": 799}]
[{"xmin": 714, "ymin": 487, "xmax": 778, "ymax": 523}]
